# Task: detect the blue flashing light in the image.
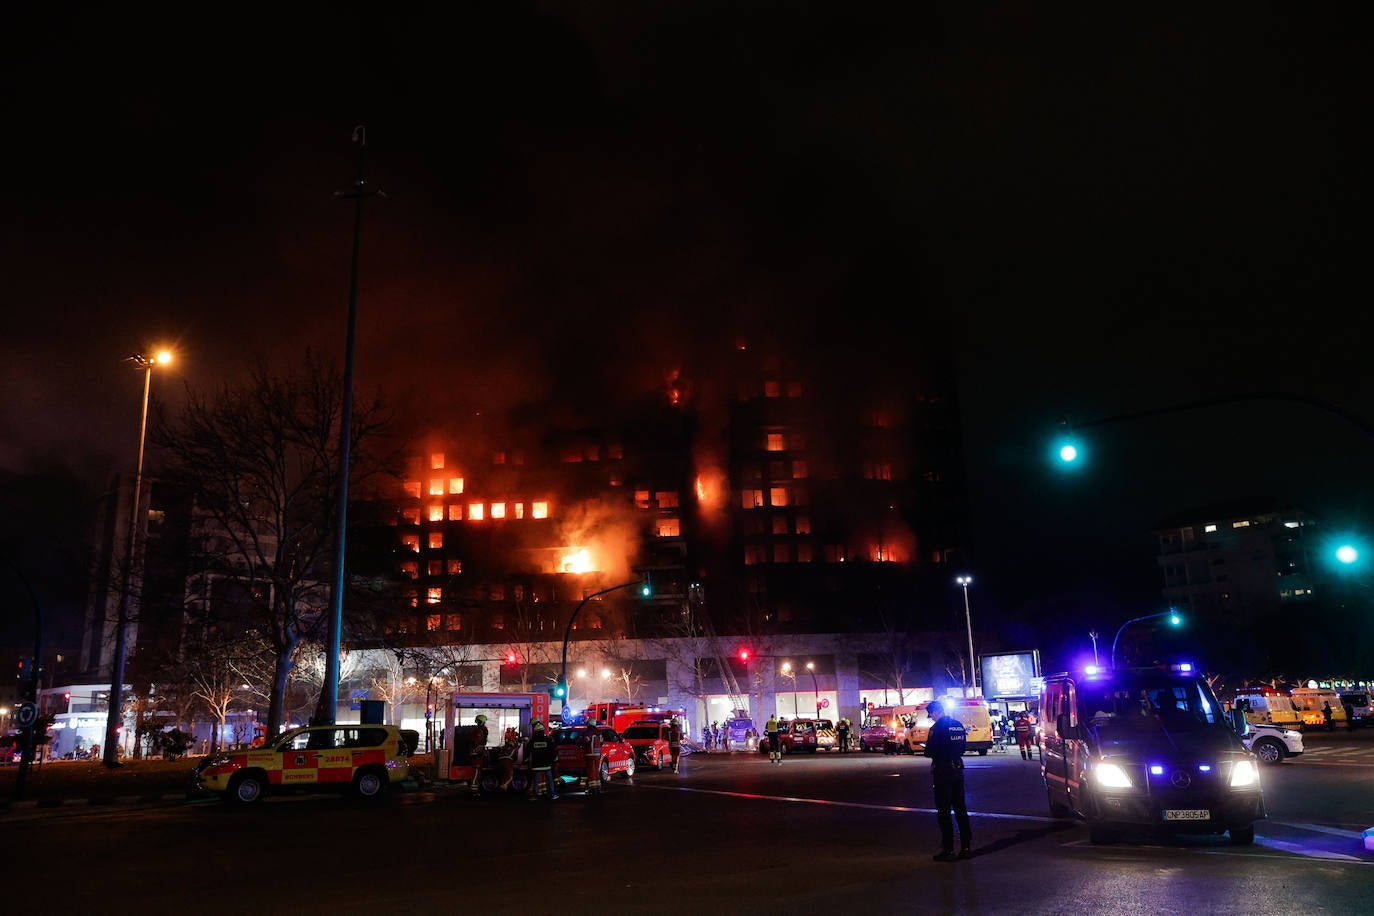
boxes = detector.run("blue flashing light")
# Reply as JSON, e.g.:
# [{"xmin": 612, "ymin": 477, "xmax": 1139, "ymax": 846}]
[
  {"xmin": 1149, "ymin": 765, "xmax": 1164, "ymax": 776},
  {"xmin": 1176, "ymin": 662, "xmax": 1192, "ymax": 673},
  {"xmin": 1085, "ymin": 664, "xmax": 1100, "ymax": 676},
  {"xmin": 1198, "ymin": 764, "xmax": 1212, "ymax": 772}
]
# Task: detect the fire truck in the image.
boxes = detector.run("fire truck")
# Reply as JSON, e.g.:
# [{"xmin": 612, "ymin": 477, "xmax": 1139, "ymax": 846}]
[{"xmin": 582, "ymin": 701, "xmax": 685, "ymax": 734}]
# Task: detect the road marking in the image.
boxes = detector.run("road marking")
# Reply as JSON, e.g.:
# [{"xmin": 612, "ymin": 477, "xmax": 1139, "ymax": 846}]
[
  {"xmin": 1255, "ymin": 836, "xmax": 1368, "ymax": 862},
  {"xmin": 1267, "ymin": 820, "xmax": 1365, "ymax": 840},
  {"xmin": 636, "ymin": 783, "xmax": 1057, "ymax": 821}
]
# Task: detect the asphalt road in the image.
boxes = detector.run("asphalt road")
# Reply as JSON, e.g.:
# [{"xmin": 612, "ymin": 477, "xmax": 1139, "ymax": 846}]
[{"xmin": 7, "ymin": 733, "xmax": 1372, "ymax": 915}]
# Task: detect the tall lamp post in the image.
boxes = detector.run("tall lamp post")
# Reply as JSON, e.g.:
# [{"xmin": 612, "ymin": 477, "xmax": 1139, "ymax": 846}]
[
  {"xmin": 105, "ymin": 349, "xmax": 171, "ymax": 767},
  {"xmin": 806, "ymin": 661, "xmax": 820, "ymax": 716},
  {"xmin": 1110, "ymin": 610, "xmax": 1182, "ymax": 668},
  {"xmin": 955, "ymin": 575, "xmax": 978, "ymax": 695},
  {"xmin": 780, "ymin": 663, "xmax": 799, "ymax": 717}
]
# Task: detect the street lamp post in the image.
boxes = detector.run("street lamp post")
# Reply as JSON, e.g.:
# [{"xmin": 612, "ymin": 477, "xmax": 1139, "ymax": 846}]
[
  {"xmin": 1110, "ymin": 610, "xmax": 1182, "ymax": 668},
  {"xmin": 780, "ymin": 663, "xmax": 799, "ymax": 717},
  {"xmin": 1089, "ymin": 630, "xmax": 1100, "ymax": 666},
  {"xmin": 955, "ymin": 575, "xmax": 977, "ymax": 695},
  {"xmin": 105, "ymin": 350, "xmax": 171, "ymax": 768},
  {"xmin": 806, "ymin": 661, "xmax": 820, "ymax": 716}
]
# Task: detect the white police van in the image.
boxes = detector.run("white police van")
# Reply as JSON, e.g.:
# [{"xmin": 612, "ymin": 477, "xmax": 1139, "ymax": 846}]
[{"xmin": 1040, "ymin": 663, "xmax": 1265, "ymax": 845}]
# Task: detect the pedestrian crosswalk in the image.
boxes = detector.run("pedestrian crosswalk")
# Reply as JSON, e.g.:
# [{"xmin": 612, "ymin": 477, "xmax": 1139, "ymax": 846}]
[{"xmin": 1294, "ymin": 745, "xmax": 1374, "ymax": 767}]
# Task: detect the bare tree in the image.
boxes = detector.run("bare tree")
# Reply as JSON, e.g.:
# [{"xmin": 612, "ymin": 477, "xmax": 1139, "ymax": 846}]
[
  {"xmin": 152, "ymin": 355, "xmax": 388, "ymax": 742},
  {"xmin": 180, "ymin": 631, "xmax": 271, "ymax": 753}
]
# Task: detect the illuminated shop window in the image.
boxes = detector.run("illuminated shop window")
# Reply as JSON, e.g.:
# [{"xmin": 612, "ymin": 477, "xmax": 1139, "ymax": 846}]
[
  {"xmin": 490, "ymin": 502, "xmax": 506, "ymax": 519},
  {"xmin": 404, "ymin": 481, "xmax": 421, "ymax": 498},
  {"xmin": 766, "ymin": 433, "xmax": 785, "ymax": 451},
  {"xmin": 468, "ymin": 503, "xmax": 485, "ymax": 521},
  {"xmin": 428, "ymin": 532, "xmax": 443, "ymax": 549},
  {"xmin": 427, "ymin": 587, "xmax": 442, "ymax": 605},
  {"xmin": 532, "ymin": 501, "xmax": 549, "ymax": 519},
  {"xmin": 401, "ymin": 508, "xmax": 420, "ymax": 524},
  {"xmin": 656, "ymin": 518, "xmax": 680, "ymax": 537},
  {"xmin": 429, "ymin": 479, "xmax": 444, "ymax": 496},
  {"xmin": 449, "ymin": 477, "xmax": 464, "ymax": 494},
  {"xmin": 430, "ymin": 453, "xmax": 445, "ymax": 470},
  {"xmin": 447, "ymin": 559, "xmax": 462, "ymax": 575},
  {"xmin": 769, "ymin": 487, "xmax": 789, "ymax": 507},
  {"xmin": 655, "ymin": 491, "xmax": 679, "ymax": 509},
  {"xmin": 427, "ymin": 614, "xmax": 441, "ymax": 631},
  {"xmin": 429, "ymin": 505, "xmax": 444, "ymax": 522},
  {"xmin": 401, "ymin": 534, "xmax": 420, "ymax": 553},
  {"xmin": 448, "ymin": 504, "xmax": 463, "ymax": 521}
]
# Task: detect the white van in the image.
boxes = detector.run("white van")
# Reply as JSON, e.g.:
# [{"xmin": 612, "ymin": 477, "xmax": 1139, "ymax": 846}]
[{"xmin": 1231, "ymin": 686, "xmax": 1302, "ymax": 729}]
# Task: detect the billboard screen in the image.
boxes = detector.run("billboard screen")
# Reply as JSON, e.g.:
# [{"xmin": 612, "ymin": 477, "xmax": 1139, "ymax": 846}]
[{"xmin": 980, "ymin": 651, "xmax": 1040, "ymax": 699}]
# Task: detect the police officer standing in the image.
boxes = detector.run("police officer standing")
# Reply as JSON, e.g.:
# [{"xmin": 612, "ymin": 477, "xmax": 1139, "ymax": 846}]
[{"xmin": 923, "ymin": 700, "xmax": 972, "ymax": 861}]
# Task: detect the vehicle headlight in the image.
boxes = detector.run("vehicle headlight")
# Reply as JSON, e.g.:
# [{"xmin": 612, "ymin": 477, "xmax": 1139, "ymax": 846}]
[
  {"xmin": 1230, "ymin": 759, "xmax": 1259, "ymax": 788},
  {"xmin": 1094, "ymin": 763, "xmax": 1133, "ymax": 788}
]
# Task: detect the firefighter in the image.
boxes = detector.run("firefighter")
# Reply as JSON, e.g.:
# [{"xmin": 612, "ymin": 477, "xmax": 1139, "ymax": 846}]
[
  {"xmin": 469, "ymin": 714, "xmax": 490, "ymax": 795},
  {"xmin": 837, "ymin": 717, "xmax": 851, "ymax": 753},
  {"xmin": 668, "ymin": 716, "xmax": 683, "ymax": 773},
  {"xmin": 527, "ymin": 720, "xmax": 558, "ymax": 800},
  {"xmin": 765, "ymin": 714, "xmax": 782, "ymax": 764},
  {"xmin": 496, "ymin": 728, "xmax": 522, "ymax": 791},
  {"xmin": 923, "ymin": 700, "xmax": 972, "ymax": 861},
  {"xmin": 1014, "ymin": 712, "xmax": 1034, "ymax": 760}
]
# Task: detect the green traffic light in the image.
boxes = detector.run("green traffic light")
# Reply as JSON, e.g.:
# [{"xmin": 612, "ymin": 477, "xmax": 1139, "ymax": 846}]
[
  {"xmin": 1059, "ymin": 444, "xmax": 1078, "ymax": 462},
  {"xmin": 1169, "ymin": 613, "xmax": 1181, "ymax": 626},
  {"xmin": 1336, "ymin": 544, "xmax": 1358, "ymax": 564}
]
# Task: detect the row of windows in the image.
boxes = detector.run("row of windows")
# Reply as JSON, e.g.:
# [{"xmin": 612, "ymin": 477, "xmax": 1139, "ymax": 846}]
[
  {"xmin": 400, "ymin": 500, "xmax": 552, "ymax": 526},
  {"xmin": 425, "ymin": 444, "xmax": 629, "ymax": 474}
]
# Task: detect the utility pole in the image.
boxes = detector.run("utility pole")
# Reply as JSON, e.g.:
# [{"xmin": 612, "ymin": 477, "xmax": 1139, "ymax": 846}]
[{"xmin": 320, "ymin": 126, "xmax": 383, "ymax": 726}]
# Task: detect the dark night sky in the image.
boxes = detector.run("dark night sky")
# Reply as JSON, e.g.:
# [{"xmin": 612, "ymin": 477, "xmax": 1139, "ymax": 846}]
[{"xmin": 3, "ymin": 5, "xmax": 1372, "ymax": 662}]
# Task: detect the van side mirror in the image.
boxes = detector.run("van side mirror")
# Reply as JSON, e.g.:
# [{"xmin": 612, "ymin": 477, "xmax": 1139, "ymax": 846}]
[{"xmin": 1229, "ymin": 708, "xmax": 1249, "ymax": 736}]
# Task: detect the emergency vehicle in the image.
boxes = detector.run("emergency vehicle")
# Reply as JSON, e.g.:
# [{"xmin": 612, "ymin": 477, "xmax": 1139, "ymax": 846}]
[
  {"xmin": 1231, "ymin": 686, "xmax": 1302, "ymax": 729},
  {"xmin": 1289, "ymin": 687, "xmax": 1348, "ymax": 729},
  {"xmin": 860, "ymin": 705, "xmax": 921, "ymax": 752},
  {"xmin": 620, "ymin": 719, "xmax": 673, "ymax": 769},
  {"xmin": 759, "ymin": 718, "xmax": 825, "ymax": 755},
  {"xmin": 860, "ymin": 698, "xmax": 993, "ymax": 755},
  {"xmin": 440, "ymin": 691, "xmax": 551, "ymax": 786},
  {"xmin": 193, "ymin": 723, "xmax": 414, "ymax": 804},
  {"xmin": 582, "ymin": 701, "xmax": 684, "ymax": 734}
]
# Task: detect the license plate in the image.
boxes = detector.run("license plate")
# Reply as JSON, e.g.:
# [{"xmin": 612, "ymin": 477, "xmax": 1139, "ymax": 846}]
[{"xmin": 1164, "ymin": 809, "xmax": 1210, "ymax": 821}]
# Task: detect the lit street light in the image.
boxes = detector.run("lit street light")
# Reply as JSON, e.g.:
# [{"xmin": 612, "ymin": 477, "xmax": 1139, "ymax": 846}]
[
  {"xmin": 1110, "ymin": 610, "xmax": 1183, "ymax": 668},
  {"xmin": 105, "ymin": 349, "xmax": 172, "ymax": 767},
  {"xmin": 955, "ymin": 575, "xmax": 978, "ymax": 695},
  {"xmin": 805, "ymin": 661, "xmax": 820, "ymax": 716},
  {"xmin": 780, "ymin": 663, "xmax": 799, "ymax": 717}
]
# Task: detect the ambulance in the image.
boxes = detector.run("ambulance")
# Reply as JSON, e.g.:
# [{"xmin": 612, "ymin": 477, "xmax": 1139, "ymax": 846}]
[
  {"xmin": 859, "ymin": 697, "xmax": 993, "ymax": 755},
  {"xmin": 1231, "ymin": 686, "xmax": 1302, "ymax": 729},
  {"xmin": 1289, "ymin": 687, "xmax": 1348, "ymax": 729}
]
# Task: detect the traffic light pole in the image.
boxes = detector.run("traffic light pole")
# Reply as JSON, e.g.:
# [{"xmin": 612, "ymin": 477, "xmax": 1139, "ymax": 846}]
[{"xmin": 559, "ymin": 578, "xmax": 645, "ymax": 704}]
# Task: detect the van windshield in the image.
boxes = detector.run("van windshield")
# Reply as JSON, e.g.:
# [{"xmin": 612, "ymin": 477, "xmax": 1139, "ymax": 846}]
[{"xmin": 1080, "ymin": 676, "xmax": 1221, "ymax": 730}]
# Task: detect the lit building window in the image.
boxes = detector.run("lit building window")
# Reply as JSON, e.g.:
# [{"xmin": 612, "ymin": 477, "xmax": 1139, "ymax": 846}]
[
  {"xmin": 824, "ymin": 544, "xmax": 847, "ymax": 563},
  {"xmin": 561, "ymin": 448, "xmax": 583, "ymax": 463},
  {"xmin": 429, "ymin": 479, "xmax": 444, "ymax": 496},
  {"xmin": 796, "ymin": 516, "xmax": 811, "ymax": 534},
  {"xmin": 468, "ymin": 503, "xmax": 485, "ymax": 521},
  {"xmin": 492, "ymin": 451, "xmax": 506, "ymax": 465},
  {"xmin": 514, "ymin": 502, "xmax": 525, "ymax": 519},
  {"xmin": 491, "ymin": 502, "xmax": 506, "ymax": 519},
  {"xmin": 532, "ymin": 501, "xmax": 549, "ymax": 519},
  {"xmin": 608, "ymin": 473, "xmax": 624, "ymax": 487},
  {"xmin": 864, "ymin": 462, "xmax": 892, "ymax": 481},
  {"xmin": 635, "ymin": 489, "xmax": 651, "ymax": 509},
  {"xmin": 429, "ymin": 505, "xmax": 444, "ymax": 522},
  {"xmin": 766, "ymin": 433, "xmax": 785, "ymax": 451},
  {"xmin": 428, "ymin": 560, "xmax": 443, "ymax": 576},
  {"xmin": 445, "ymin": 613, "xmax": 462, "ymax": 631},
  {"xmin": 400, "ymin": 561, "xmax": 418, "ymax": 579},
  {"xmin": 447, "ymin": 559, "xmax": 462, "ymax": 575},
  {"xmin": 401, "ymin": 534, "xmax": 420, "ymax": 553},
  {"xmin": 743, "ymin": 489, "xmax": 764, "ymax": 509},
  {"xmin": 585, "ymin": 445, "xmax": 600, "ymax": 461},
  {"xmin": 769, "ymin": 487, "xmax": 789, "ymax": 507},
  {"xmin": 656, "ymin": 518, "xmax": 680, "ymax": 537},
  {"xmin": 1205, "ymin": 524, "xmax": 1217, "ymax": 532},
  {"xmin": 427, "ymin": 587, "xmax": 442, "ymax": 605},
  {"xmin": 428, "ymin": 532, "xmax": 443, "ymax": 549},
  {"xmin": 488, "ymin": 583, "xmax": 505, "ymax": 601},
  {"xmin": 797, "ymin": 544, "xmax": 813, "ymax": 562},
  {"xmin": 401, "ymin": 508, "xmax": 420, "ymax": 524},
  {"xmin": 449, "ymin": 477, "xmax": 464, "ymax": 494},
  {"xmin": 655, "ymin": 491, "xmax": 679, "ymax": 508},
  {"xmin": 744, "ymin": 544, "xmax": 765, "ymax": 565},
  {"xmin": 430, "ymin": 453, "xmax": 445, "ymax": 470},
  {"xmin": 404, "ymin": 481, "xmax": 421, "ymax": 498},
  {"xmin": 448, "ymin": 504, "xmax": 463, "ymax": 521},
  {"xmin": 792, "ymin": 461, "xmax": 808, "ymax": 479},
  {"xmin": 427, "ymin": 614, "xmax": 441, "ymax": 631},
  {"xmin": 513, "ymin": 584, "xmax": 524, "ymax": 601},
  {"xmin": 1232, "ymin": 520, "xmax": 1251, "ymax": 528},
  {"xmin": 490, "ymin": 614, "xmax": 504, "ymax": 630},
  {"xmin": 406, "ymin": 590, "xmax": 418, "ymax": 608},
  {"xmin": 764, "ymin": 380, "xmax": 780, "ymax": 398}
]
